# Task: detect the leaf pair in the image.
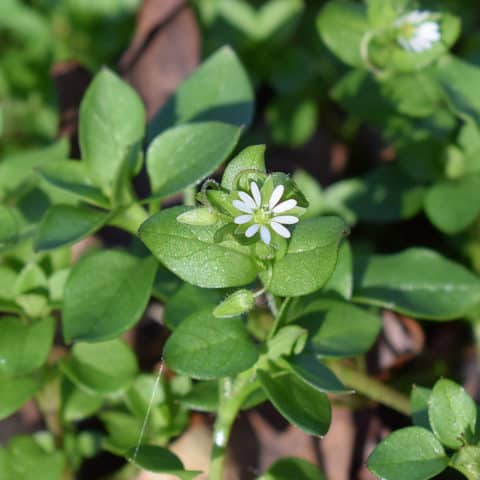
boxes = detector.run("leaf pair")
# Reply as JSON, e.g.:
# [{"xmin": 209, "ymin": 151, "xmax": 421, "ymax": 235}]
[{"xmin": 368, "ymin": 378, "xmax": 480, "ymax": 480}]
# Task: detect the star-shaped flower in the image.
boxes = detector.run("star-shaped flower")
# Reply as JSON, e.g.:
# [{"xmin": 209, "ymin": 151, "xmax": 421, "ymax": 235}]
[
  {"xmin": 233, "ymin": 181, "xmax": 299, "ymax": 245},
  {"xmin": 396, "ymin": 10, "xmax": 441, "ymax": 53}
]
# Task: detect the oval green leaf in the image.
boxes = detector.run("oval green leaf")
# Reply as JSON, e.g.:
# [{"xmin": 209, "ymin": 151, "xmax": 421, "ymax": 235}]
[
  {"xmin": 139, "ymin": 207, "xmax": 258, "ymax": 288},
  {"xmin": 34, "ymin": 204, "xmax": 109, "ymax": 252},
  {"xmin": 259, "ymin": 457, "xmax": 325, "ymax": 480},
  {"xmin": 428, "ymin": 378, "xmax": 477, "ymax": 449},
  {"xmin": 164, "ymin": 309, "xmax": 258, "ymax": 380},
  {"xmin": 147, "ymin": 121, "xmax": 241, "ymax": 199},
  {"xmin": 367, "ymin": 427, "xmax": 449, "ymax": 480},
  {"xmin": 0, "ymin": 371, "xmax": 45, "ymax": 420},
  {"xmin": 148, "ymin": 46, "xmax": 254, "ymax": 140},
  {"xmin": 294, "ymin": 299, "xmax": 381, "ymax": 358},
  {"xmin": 79, "ymin": 68, "xmax": 145, "ymax": 193},
  {"xmin": 36, "ymin": 160, "xmax": 110, "ymax": 208},
  {"xmin": 354, "ymin": 248, "xmax": 480, "ymax": 320},
  {"xmin": 59, "ymin": 339, "xmax": 138, "ymax": 395},
  {"xmin": 317, "ymin": 0, "xmax": 368, "ymax": 68},
  {"xmin": 262, "ymin": 216, "xmax": 349, "ymax": 297},
  {"xmin": 425, "ymin": 175, "xmax": 480, "ymax": 234},
  {"xmin": 258, "ymin": 362, "xmax": 331, "ymax": 436},
  {"xmin": 0, "ymin": 316, "xmax": 54, "ymax": 375},
  {"xmin": 127, "ymin": 445, "xmax": 202, "ymax": 480},
  {"xmin": 63, "ymin": 250, "xmax": 157, "ymax": 342},
  {"xmin": 286, "ymin": 353, "xmax": 352, "ymax": 395}
]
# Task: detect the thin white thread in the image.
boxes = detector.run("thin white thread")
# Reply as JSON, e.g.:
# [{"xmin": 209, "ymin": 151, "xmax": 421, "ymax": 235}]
[{"xmin": 132, "ymin": 360, "xmax": 165, "ymax": 462}]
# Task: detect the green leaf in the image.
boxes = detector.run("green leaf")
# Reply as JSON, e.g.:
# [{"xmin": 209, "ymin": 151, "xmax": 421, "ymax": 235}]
[
  {"xmin": 148, "ymin": 46, "xmax": 254, "ymax": 140},
  {"xmin": 354, "ymin": 248, "xmax": 480, "ymax": 320},
  {"xmin": 63, "ymin": 250, "xmax": 157, "ymax": 342},
  {"xmin": 100, "ymin": 411, "xmax": 142, "ymax": 453},
  {"xmin": 323, "ymin": 241, "xmax": 353, "ymax": 299},
  {"xmin": 79, "ymin": 68, "xmax": 145, "ymax": 194},
  {"xmin": 2, "ymin": 435, "xmax": 65, "ymax": 480},
  {"xmin": 36, "ymin": 160, "xmax": 110, "ymax": 208},
  {"xmin": 34, "ymin": 204, "xmax": 109, "ymax": 252},
  {"xmin": 261, "ymin": 216, "xmax": 349, "ymax": 297},
  {"xmin": 344, "ymin": 165, "xmax": 426, "ymax": 223},
  {"xmin": 367, "ymin": 427, "xmax": 449, "ymax": 480},
  {"xmin": 294, "ymin": 299, "xmax": 381, "ymax": 358},
  {"xmin": 451, "ymin": 446, "xmax": 480, "ymax": 480},
  {"xmin": 127, "ymin": 445, "xmax": 201, "ymax": 480},
  {"xmin": 164, "ymin": 283, "xmax": 223, "ymax": 330},
  {"xmin": 428, "ymin": 379, "xmax": 477, "ymax": 449},
  {"xmin": 0, "ymin": 371, "xmax": 45, "ymax": 420},
  {"xmin": 221, "ymin": 145, "xmax": 266, "ymax": 190},
  {"xmin": 60, "ymin": 339, "xmax": 138, "ymax": 395},
  {"xmin": 61, "ymin": 379, "xmax": 103, "ymax": 422},
  {"xmin": 317, "ymin": 0, "xmax": 368, "ymax": 68},
  {"xmin": 139, "ymin": 206, "xmax": 258, "ymax": 288},
  {"xmin": 180, "ymin": 380, "xmax": 218, "ymax": 413},
  {"xmin": 163, "ymin": 308, "xmax": 258, "ymax": 380},
  {"xmin": 266, "ymin": 96, "xmax": 317, "ymax": 147},
  {"xmin": 124, "ymin": 374, "xmax": 166, "ymax": 419},
  {"xmin": 0, "ymin": 316, "xmax": 54, "ymax": 375},
  {"xmin": 291, "ymin": 170, "xmax": 325, "ymax": 220},
  {"xmin": 152, "ymin": 265, "xmax": 183, "ymax": 302},
  {"xmin": 0, "ymin": 206, "xmax": 22, "ymax": 246},
  {"xmin": 381, "ymin": 71, "xmax": 443, "ymax": 118},
  {"xmin": 259, "ymin": 457, "xmax": 325, "ymax": 480},
  {"xmin": 286, "ymin": 353, "xmax": 352, "ymax": 395},
  {"xmin": 0, "ymin": 139, "xmax": 69, "ymax": 200},
  {"xmin": 425, "ymin": 175, "xmax": 480, "ymax": 234},
  {"xmin": 258, "ymin": 361, "xmax": 331, "ymax": 436},
  {"xmin": 147, "ymin": 122, "xmax": 241, "ymax": 199},
  {"xmin": 0, "ymin": 266, "xmax": 17, "ymax": 301},
  {"xmin": 411, "ymin": 386, "xmax": 432, "ymax": 431},
  {"xmin": 436, "ymin": 56, "xmax": 480, "ymax": 124}
]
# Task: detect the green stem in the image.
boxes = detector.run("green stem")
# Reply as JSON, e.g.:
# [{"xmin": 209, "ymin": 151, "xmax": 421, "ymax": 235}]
[
  {"xmin": 210, "ymin": 373, "xmax": 258, "ymax": 479},
  {"xmin": 328, "ymin": 361, "xmax": 411, "ymax": 416},
  {"xmin": 109, "ymin": 203, "xmax": 149, "ymax": 234},
  {"xmin": 184, "ymin": 186, "xmax": 196, "ymax": 206}
]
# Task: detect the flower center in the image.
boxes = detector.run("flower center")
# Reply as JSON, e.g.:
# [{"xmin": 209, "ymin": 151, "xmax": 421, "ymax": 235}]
[
  {"xmin": 400, "ymin": 23, "xmax": 416, "ymax": 38},
  {"xmin": 253, "ymin": 206, "xmax": 272, "ymax": 225}
]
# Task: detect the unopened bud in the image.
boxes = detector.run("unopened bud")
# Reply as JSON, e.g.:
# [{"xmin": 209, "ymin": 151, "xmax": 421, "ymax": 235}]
[
  {"xmin": 176, "ymin": 207, "xmax": 217, "ymax": 226},
  {"xmin": 213, "ymin": 289, "xmax": 255, "ymax": 318}
]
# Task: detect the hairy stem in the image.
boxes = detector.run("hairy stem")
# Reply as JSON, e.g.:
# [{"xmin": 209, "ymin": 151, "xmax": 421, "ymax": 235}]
[
  {"xmin": 210, "ymin": 373, "xmax": 258, "ymax": 479},
  {"xmin": 328, "ymin": 361, "xmax": 411, "ymax": 416},
  {"xmin": 184, "ymin": 186, "xmax": 196, "ymax": 206}
]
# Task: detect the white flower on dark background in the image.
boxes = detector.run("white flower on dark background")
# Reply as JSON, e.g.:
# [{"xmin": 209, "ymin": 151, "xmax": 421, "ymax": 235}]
[
  {"xmin": 233, "ymin": 182, "xmax": 299, "ymax": 245},
  {"xmin": 396, "ymin": 10, "xmax": 441, "ymax": 53}
]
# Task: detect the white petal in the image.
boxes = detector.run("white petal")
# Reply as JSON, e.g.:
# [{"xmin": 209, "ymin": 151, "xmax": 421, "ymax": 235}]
[
  {"xmin": 233, "ymin": 200, "xmax": 253, "ymax": 213},
  {"xmin": 245, "ymin": 224, "xmax": 260, "ymax": 238},
  {"xmin": 270, "ymin": 221, "xmax": 291, "ymax": 238},
  {"xmin": 238, "ymin": 191, "xmax": 257, "ymax": 209},
  {"xmin": 260, "ymin": 225, "xmax": 271, "ymax": 245},
  {"xmin": 272, "ymin": 199, "xmax": 297, "ymax": 213},
  {"xmin": 234, "ymin": 214, "xmax": 252, "ymax": 225},
  {"xmin": 269, "ymin": 185, "xmax": 284, "ymax": 209},
  {"xmin": 398, "ymin": 37, "xmax": 413, "ymax": 51},
  {"xmin": 272, "ymin": 215, "xmax": 299, "ymax": 225},
  {"xmin": 250, "ymin": 182, "xmax": 262, "ymax": 207}
]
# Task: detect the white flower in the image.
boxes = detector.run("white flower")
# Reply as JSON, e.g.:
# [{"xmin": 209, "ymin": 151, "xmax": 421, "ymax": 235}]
[
  {"xmin": 395, "ymin": 10, "xmax": 441, "ymax": 53},
  {"xmin": 233, "ymin": 181, "xmax": 299, "ymax": 245}
]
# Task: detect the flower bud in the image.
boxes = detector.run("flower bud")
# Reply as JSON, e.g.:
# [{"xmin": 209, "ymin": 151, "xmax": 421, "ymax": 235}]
[
  {"xmin": 176, "ymin": 207, "xmax": 218, "ymax": 226},
  {"xmin": 213, "ymin": 289, "xmax": 255, "ymax": 318}
]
